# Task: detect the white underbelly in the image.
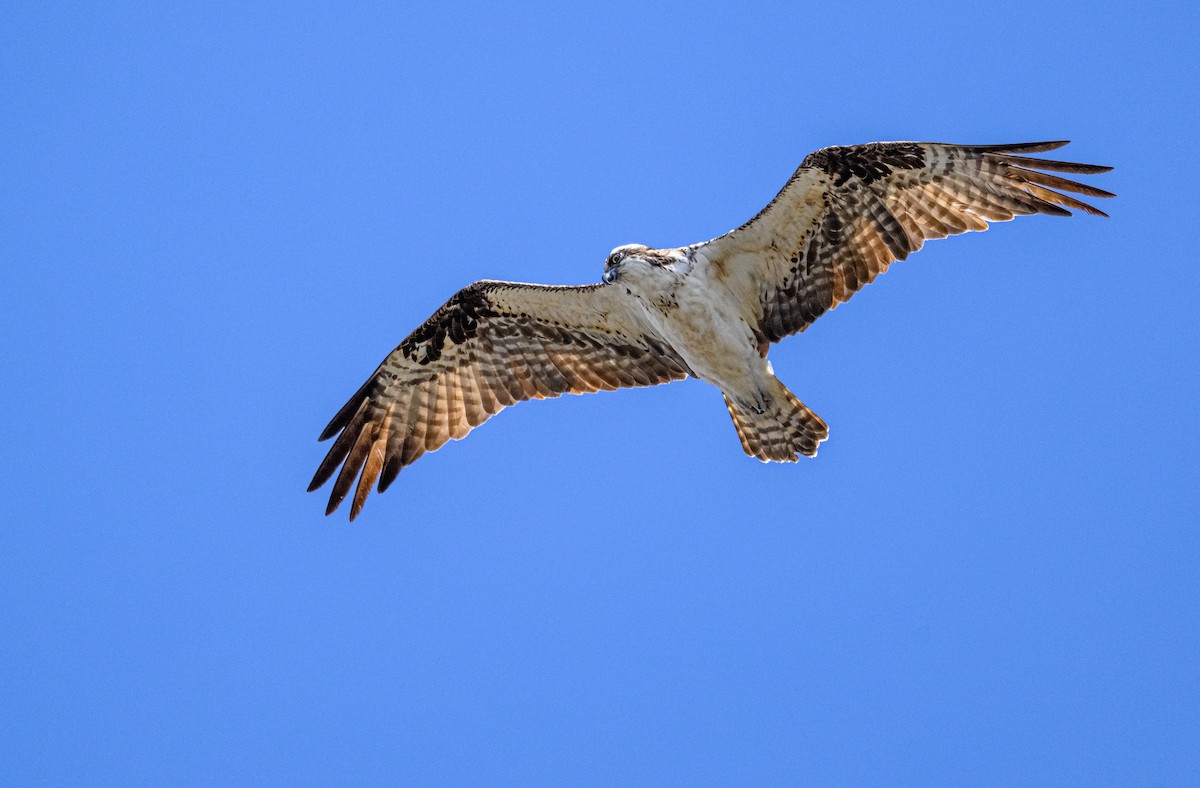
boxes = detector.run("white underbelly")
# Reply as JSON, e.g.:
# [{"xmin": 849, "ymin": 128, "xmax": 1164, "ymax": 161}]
[{"xmin": 644, "ymin": 290, "xmax": 767, "ymax": 396}]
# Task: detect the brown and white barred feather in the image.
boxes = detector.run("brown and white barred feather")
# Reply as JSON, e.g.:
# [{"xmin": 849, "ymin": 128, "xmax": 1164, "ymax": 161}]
[
  {"xmin": 696, "ymin": 141, "xmax": 1114, "ymax": 345},
  {"xmin": 308, "ymin": 281, "xmax": 690, "ymax": 519},
  {"xmin": 723, "ymin": 377, "xmax": 829, "ymax": 462},
  {"xmin": 311, "ymin": 140, "xmax": 1111, "ymax": 519}
]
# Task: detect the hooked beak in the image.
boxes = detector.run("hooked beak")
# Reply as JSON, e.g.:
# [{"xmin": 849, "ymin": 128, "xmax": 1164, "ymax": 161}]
[{"xmin": 603, "ymin": 266, "xmax": 619, "ymax": 284}]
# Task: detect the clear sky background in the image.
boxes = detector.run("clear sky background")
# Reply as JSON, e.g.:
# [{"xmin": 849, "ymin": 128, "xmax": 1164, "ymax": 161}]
[{"xmin": 3, "ymin": 2, "xmax": 1197, "ymax": 784}]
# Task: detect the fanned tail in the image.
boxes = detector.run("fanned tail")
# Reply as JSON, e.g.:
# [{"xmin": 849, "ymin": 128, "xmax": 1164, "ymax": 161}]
[{"xmin": 724, "ymin": 379, "xmax": 829, "ymax": 462}]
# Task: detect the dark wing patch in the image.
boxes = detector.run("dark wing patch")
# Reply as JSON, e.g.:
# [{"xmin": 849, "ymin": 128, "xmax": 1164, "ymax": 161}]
[
  {"xmin": 722, "ymin": 141, "xmax": 1114, "ymax": 344},
  {"xmin": 309, "ymin": 281, "xmax": 690, "ymax": 520},
  {"xmin": 397, "ymin": 285, "xmax": 498, "ymax": 365},
  {"xmin": 801, "ymin": 142, "xmax": 927, "ymax": 187}
]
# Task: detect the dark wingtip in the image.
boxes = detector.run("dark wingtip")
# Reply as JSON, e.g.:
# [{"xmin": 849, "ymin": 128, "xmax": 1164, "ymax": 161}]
[
  {"xmin": 991, "ymin": 154, "xmax": 1113, "ymax": 175},
  {"xmin": 318, "ymin": 377, "xmax": 376, "ymax": 441},
  {"xmin": 972, "ymin": 140, "xmax": 1070, "ymax": 154},
  {"xmin": 1034, "ymin": 199, "xmax": 1073, "ymax": 218},
  {"xmin": 377, "ymin": 455, "xmax": 403, "ymax": 493}
]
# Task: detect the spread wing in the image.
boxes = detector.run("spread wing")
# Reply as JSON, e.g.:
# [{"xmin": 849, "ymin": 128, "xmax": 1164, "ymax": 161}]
[
  {"xmin": 309, "ymin": 280, "xmax": 690, "ymax": 519},
  {"xmin": 696, "ymin": 141, "xmax": 1114, "ymax": 344}
]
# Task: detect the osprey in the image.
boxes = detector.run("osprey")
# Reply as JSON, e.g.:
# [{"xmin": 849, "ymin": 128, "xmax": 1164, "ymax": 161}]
[{"xmin": 310, "ymin": 140, "xmax": 1112, "ymax": 519}]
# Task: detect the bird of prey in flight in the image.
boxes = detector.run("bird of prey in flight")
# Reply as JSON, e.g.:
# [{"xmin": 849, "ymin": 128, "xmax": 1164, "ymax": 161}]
[{"xmin": 309, "ymin": 140, "xmax": 1112, "ymax": 519}]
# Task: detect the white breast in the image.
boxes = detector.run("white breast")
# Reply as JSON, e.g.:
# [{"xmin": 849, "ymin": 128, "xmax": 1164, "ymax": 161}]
[{"xmin": 639, "ymin": 262, "xmax": 769, "ymax": 398}]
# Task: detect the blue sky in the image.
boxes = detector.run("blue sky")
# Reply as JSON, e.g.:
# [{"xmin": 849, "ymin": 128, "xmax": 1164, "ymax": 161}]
[{"xmin": 3, "ymin": 1, "xmax": 1197, "ymax": 784}]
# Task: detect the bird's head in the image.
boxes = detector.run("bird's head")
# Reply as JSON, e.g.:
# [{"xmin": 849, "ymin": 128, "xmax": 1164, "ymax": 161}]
[{"xmin": 602, "ymin": 244, "xmax": 688, "ymax": 285}]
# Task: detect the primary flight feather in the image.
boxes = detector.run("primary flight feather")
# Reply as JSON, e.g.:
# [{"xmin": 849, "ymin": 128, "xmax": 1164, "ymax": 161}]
[{"xmin": 310, "ymin": 140, "xmax": 1113, "ymax": 519}]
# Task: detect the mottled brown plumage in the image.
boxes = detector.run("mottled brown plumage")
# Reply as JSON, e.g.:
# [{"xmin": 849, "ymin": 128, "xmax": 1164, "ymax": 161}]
[
  {"xmin": 705, "ymin": 141, "xmax": 1113, "ymax": 346},
  {"xmin": 309, "ymin": 281, "xmax": 691, "ymax": 519},
  {"xmin": 311, "ymin": 139, "xmax": 1112, "ymax": 519}
]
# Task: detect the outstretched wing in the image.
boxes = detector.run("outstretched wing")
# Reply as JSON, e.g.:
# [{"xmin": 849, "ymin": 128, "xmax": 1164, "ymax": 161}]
[
  {"xmin": 696, "ymin": 141, "xmax": 1113, "ymax": 344},
  {"xmin": 309, "ymin": 280, "xmax": 690, "ymax": 519}
]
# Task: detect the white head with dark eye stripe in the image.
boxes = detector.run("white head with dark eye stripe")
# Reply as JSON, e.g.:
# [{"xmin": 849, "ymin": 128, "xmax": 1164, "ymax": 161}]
[
  {"xmin": 603, "ymin": 244, "xmax": 647, "ymax": 283},
  {"xmin": 602, "ymin": 244, "xmax": 690, "ymax": 286}
]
